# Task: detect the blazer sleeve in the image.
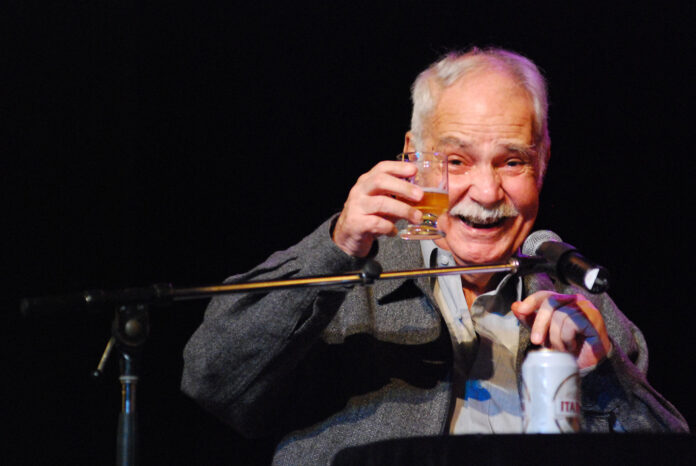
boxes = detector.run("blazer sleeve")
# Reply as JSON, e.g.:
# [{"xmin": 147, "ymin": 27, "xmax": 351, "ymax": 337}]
[
  {"xmin": 181, "ymin": 216, "xmax": 365, "ymax": 437},
  {"xmin": 567, "ymin": 285, "xmax": 689, "ymax": 432}
]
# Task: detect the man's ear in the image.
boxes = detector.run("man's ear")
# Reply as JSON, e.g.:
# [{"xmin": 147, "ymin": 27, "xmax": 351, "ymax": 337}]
[{"xmin": 403, "ymin": 131, "xmax": 416, "ymax": 152}]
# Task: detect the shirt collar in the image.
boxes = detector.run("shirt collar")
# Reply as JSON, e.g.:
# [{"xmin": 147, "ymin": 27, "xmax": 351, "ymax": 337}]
[{"xmin": 420, "ymin": 240, "xmax": 523, "ymax": 303}]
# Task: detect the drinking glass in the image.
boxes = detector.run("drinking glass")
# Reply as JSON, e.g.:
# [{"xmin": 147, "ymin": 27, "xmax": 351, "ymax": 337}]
[{"xmin": 397, "ymin": 151, "xmax": 449, "ymax": 240}]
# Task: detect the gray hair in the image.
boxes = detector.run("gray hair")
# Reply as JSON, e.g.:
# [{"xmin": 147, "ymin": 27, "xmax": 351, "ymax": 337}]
[{"xmin": 410, "ymin": 47, "xmax": 551, "ymax": 185}]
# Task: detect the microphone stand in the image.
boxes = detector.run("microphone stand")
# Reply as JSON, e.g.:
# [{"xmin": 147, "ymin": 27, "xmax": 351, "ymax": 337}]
[
  {"xmin": 20, "ymin": 255, "xmax": 545, "ymax": 466},
  {"xmin": 170, "ymin": 256, "xmax": 532, "ymax": 300},
  {"xmin": 90, "ymin": 304, "xmax": 149, "ymax": 466}
]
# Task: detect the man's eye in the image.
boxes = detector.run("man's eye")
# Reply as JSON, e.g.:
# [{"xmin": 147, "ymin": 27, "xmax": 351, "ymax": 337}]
[
  {"xmin": 501, "ymin": 159, "xmax": 529, "ymax": 174},
  {"xmin": 448, "ymin": 158, "xmax": 470, "ymax": 174}
]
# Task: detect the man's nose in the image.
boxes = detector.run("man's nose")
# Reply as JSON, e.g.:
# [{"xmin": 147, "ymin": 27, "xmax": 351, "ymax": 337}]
[{"xmin": 467, "ymin": 165, "xmax": 504, "ymax": 207}]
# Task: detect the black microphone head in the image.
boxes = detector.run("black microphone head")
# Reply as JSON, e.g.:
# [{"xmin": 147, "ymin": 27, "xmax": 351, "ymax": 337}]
[
  {"xmin": 521, "ymin": 230, "xmax": 609, "ymax": 294},
  {"xmin": 521, "ymin": 230, "xmax": 562, "ymax": 256}
]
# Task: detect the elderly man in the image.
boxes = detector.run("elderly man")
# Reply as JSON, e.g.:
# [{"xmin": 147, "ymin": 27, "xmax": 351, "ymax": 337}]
[{"xmin": 181, "ymin": 47, "xmax": 688, "ymax": 465}]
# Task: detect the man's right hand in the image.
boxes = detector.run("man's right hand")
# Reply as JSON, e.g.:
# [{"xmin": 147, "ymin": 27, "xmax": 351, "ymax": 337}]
[{"xmin": 332, "ymin": 161, "xmax": 424, "ymax": 257}]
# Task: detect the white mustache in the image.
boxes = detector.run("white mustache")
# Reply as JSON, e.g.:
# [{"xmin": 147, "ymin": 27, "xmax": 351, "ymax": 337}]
[{"xmin": 449, "ymin": 200, "xmax": 519, "ymax": 223}]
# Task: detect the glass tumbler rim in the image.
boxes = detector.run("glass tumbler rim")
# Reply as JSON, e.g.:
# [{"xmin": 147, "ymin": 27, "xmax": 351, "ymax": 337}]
[{"xmin": 396, "ymin": 150, "xmax": 447, "ymax": 161}]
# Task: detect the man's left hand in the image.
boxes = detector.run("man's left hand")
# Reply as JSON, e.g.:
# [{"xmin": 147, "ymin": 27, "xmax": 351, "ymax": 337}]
[{"xmin": 511, "ymin": 291, "xmax": 613, "ymax": 370}]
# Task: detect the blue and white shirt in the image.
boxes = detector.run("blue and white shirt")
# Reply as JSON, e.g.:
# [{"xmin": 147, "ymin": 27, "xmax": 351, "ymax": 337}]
[{"xmin": 420, "ymin": 240, "xmax": 524, "ymax": 434}]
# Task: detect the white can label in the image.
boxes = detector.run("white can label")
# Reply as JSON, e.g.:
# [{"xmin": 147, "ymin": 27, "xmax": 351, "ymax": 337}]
[{"xmin": 522, "ymin": 350, "xmax": 581, "ymax": 433}]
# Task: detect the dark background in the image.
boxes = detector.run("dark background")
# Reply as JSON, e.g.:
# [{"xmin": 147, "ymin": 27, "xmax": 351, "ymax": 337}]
[{"xmin": 3, "ymin": 1, "xmax": 694, "ymax": 464}]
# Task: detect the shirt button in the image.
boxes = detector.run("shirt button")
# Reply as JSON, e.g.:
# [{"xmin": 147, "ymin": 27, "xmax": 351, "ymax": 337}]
[{"xmin": 438, "ymin": 254, "xmax": 452, "ymax": 266}]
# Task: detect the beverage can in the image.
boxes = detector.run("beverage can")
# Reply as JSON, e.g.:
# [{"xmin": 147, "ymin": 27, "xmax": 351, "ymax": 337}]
[{"xmin": 521, "ymin": 349, "xmax": 582, "ymax": 433}]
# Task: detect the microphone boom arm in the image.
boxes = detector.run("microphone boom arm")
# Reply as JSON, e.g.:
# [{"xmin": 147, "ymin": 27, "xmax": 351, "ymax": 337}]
[
  {"xmin": 171, "ymin": 258, "xmax": 524, "ymax": 302},
  {"xmin": 21, "ymin": 256, "xmax": 552, "ymax": 317}
]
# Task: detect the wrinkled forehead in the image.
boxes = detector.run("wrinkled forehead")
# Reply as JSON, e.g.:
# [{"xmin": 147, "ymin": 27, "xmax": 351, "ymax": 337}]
[{"xmin": 436, "ymin": 134, "xmax": 537, "ymax": 156}]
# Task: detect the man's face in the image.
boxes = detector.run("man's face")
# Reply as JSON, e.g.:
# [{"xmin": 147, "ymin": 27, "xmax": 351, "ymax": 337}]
[{"xmin": 406, "ymin": 70, "xmax": 540, "ymax": 265}]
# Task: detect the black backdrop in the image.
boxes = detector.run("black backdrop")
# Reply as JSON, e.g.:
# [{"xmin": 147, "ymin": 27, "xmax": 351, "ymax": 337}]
[{"xmin": 3, "ymin": 1, "xmax": 695, "ymax": 464}]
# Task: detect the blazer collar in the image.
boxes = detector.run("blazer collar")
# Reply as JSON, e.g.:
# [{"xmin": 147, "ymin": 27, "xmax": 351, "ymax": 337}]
[{"xmin": 370, "ymin": 234, "xmax": 436, "ymax": 305}]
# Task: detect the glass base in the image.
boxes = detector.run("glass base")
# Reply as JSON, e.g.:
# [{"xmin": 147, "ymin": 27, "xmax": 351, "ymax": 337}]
[{"xmin": 399, "ymin": 224, "xmax": 445, "ymax": 240}]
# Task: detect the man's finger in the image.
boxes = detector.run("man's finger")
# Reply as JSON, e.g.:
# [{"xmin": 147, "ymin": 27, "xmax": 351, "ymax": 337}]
[
  {"xmin": 529, "ymin": 297, "xmax": 559, "ymax": 345},
  {"xmin": 360, "ymin": 195, "xmax": 422, "ymax": 224}
]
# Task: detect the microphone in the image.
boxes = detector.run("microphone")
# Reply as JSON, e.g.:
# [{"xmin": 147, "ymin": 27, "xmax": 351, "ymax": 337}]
[{"xmin": 520, "ymin": 230, "xmax": 610, "ymax": 294}]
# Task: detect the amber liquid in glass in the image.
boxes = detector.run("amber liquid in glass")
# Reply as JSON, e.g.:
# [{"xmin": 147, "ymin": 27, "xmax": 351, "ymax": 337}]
[{"xmin": 414, "ymin": 189, "xmax": 448, "ymax": 217}]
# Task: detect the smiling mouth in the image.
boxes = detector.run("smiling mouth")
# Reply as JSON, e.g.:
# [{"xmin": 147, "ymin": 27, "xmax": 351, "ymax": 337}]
[{"xmin": 456, "ymin": 215, "xmax": 509, "ymax": 229}]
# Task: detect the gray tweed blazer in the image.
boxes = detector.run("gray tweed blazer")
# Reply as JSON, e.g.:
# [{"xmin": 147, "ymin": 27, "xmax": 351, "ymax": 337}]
[{"xmin": 181, "ymin": 217, "xmax": 688, "ymax": 465}]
